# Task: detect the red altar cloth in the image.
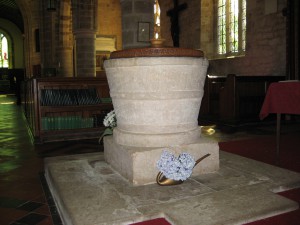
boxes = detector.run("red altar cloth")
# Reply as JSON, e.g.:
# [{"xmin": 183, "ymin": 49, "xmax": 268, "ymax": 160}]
[{"xmin": 260, "ymin": 82, "xmax": 300, "ymax": 120}]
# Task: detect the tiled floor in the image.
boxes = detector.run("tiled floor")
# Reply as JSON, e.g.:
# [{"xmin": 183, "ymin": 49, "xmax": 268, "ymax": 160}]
[
  {"xmin": 0, "ymin": 95, "xmax": 100, "ymax": 225},
  {"xmin": 0, "ymin": 94, "xmax": 299, "ymax": 225}
]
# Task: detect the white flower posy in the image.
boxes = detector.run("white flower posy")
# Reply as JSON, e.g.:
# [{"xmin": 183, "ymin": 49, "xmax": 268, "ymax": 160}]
[
  {"xmin": 99, "ymin": 110, "xmax": 117, "ymax": 143},
  {"xmin": 103, "ymin": 110, "xmax": 117, "ymax": 129},
  {"xmin": 156, "ymin": 150, "xmax": 196, "ymax": 181}
]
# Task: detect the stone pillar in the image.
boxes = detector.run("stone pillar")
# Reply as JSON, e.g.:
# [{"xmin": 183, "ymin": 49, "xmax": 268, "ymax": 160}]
[
  {"xmin": 72, "ymin": 0, "xmax": 97, "ymax": 77},
  {"xmin": 57, "ymin": 0, "xmax": 73, "ymax": 77},
  {"xmin": 57, "ymin": 47, "xmax": 73, "ymax": 77},
  {"xmin": 73, "ymin": 30, "xmax": 96, "ymax": 77},
  {"xmin": 40, "ymin": 3, "xmax": 57, "ymax": 73}
]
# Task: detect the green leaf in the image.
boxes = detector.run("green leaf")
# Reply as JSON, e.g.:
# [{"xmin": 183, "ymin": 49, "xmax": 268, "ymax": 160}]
[{"xmin": 99, "ymin": 128, "xmax": 113, "ymax": 143}]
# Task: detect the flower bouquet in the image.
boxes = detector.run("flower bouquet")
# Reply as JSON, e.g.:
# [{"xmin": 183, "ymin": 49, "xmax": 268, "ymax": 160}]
[
  {"xmin": 156, "ymin": 150, "xmax": 210, "ymax": 186},
  {"xmin": 99, "ymin": 110, "xmax": 117, "ymax": 143}
]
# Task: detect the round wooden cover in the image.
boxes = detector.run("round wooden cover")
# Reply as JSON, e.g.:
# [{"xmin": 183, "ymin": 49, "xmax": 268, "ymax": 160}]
[{"xmin": 110, "ymin": 47, "xmax": 204, "ymax": 59}]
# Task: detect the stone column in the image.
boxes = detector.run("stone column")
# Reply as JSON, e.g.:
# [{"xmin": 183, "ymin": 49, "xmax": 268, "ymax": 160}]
[
  {"xmin": 39, "ymin": 2, "xmax": 57, "ymax": 73},
  {"xmin": 57, "ymin": 0, "xmax": 73, "ymax": 77},
  {"xmin": 72, "ymin": 0, "xmax": 97, "ymax": 77},
  {"xmin": 73, "ymin": 30, "xmax": 96, "ymax": 77},
  {"xmin": 57, "ymin": 47, "xmax": 73, "ymax": 77}
]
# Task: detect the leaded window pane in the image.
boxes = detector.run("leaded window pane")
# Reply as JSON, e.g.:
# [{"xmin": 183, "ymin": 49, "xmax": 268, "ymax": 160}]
[
  {"xmin": 217, "ymin": 0, "xmax": 246, "ymax": 56},
  {"xmin": 0, "ymin": 34, "xmax": 9, "ymax": 68},
  {"xmin": 217, "ymin": 0, "xmax": 226, "ymax": 54}
]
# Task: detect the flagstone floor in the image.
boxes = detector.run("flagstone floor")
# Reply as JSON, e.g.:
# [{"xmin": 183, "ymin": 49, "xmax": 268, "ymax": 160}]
[
  {"xmin": 0, "ymin": 94, "xmax": 299, "ymax": 225},
  {"xmin": 45, "ymin": 150, "xmax": 300, "ymax": 225}
]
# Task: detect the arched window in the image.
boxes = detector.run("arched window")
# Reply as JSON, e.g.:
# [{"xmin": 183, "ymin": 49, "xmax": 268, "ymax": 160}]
[
  {"xmin": 0, "ymin": 33, "xmax": 9, "ymax": 68},
  {"xmin": 217, "ymin": 0, "xmax": 246, "ymax": 57}
]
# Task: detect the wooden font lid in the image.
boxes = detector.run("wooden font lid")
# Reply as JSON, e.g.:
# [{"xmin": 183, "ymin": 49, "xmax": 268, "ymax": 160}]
[{"xmin": 110, "ymin": 47, "xmax": 204, "ymax": 59}]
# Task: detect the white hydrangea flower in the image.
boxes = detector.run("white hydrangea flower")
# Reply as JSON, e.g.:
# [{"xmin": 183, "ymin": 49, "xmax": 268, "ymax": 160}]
[{"xmin": 156, "ymin": 150, "xmax": 196, "ymax": 181}]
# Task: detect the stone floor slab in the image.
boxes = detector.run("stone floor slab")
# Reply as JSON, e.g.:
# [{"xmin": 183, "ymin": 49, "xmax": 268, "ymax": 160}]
[{"xmin": 44, "ymin": 151, "xmax": 300, "ymax": 225}]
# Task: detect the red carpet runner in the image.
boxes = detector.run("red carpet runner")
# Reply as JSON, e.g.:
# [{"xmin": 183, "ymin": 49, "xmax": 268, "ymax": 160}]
[
  {"xmin": 131, "ymin": 218, "xmax": 171, "ymax": 225},
  {"xmin": 219, "ymin": 133, "xmax": 300, "ymax": 173}
]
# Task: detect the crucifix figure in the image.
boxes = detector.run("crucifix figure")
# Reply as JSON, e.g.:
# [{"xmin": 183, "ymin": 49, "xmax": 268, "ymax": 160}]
[{"xmin": 167, "ymin": 0, "xmax": 187, "ymax": 47}]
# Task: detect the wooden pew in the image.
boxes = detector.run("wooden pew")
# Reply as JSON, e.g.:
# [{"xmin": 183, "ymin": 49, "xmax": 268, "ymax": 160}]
[
  {"xmin": 199, "ymin": 75, "xmax": 226, "ymax": 123},
  {"xmin": 199, "ymin": 74, "xmax": 285, "ymax": 127}
]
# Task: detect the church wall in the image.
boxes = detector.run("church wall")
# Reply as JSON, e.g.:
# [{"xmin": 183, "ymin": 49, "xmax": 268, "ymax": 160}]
[
  {"xmin": 160, "ymin": 0, "xmax": 287, "ymax": 77},
  {"xmin": 178, "ymin": 0, "xmax": 200, "ymax": 49},
  {"xmin": 199, "ymin": 0, "xmax": 214, "ymax": 57},
  {"xmin": 39, "ymin": 1, "xmax": 58, "ymax": 75},
  {"xmin": 17, "ymin": 0, "xmax": 288, "ymax": 78},
  {"xmin": 27, "ymin": 0, "xmax": 41, "ymax": 73},
  {"xmin": 97, "ymin": 0, "xmax": 122, "ymax": 50},
  {"xmin": 159, "ymin": 0, "xmax": 201, "ymax": 48},
  {"xmin": 203, "ymin": 0, "xmax": 287, "ymax": 76},
  {"xmin": 159, "ymin": 0, "xmax": 175, "ymax": 47},
  {"xmin": 121, "ymin": 0, "xmax": 154, "ymax": 49},
  {"xmin": 17, "ymin": 0, "xmax": 41, "ymax": 76}
]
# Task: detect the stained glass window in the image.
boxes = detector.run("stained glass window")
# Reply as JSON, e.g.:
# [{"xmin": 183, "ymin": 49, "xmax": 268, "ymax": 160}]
[
  {"xmin": 217, "ymin": 0, "xmax": 246, "ymax": 56},
  {"xmin": 0, "ymin": 33, "xmax": 9, "ymax": 68}
]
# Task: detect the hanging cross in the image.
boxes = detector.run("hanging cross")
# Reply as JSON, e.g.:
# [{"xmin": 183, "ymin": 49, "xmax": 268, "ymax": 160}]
[{"xmin": 167, "ymin": 0, "xmax": 187, "ymax": 47}]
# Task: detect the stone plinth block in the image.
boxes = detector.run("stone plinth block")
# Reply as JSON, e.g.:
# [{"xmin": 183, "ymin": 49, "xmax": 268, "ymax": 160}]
[
  {"xmin": 104, "ymin": 135, "xmax": 219, "ymax": 185},
  {"xmin": 104, "ymin": 48, "xmax": 208, "ymax": 148}
]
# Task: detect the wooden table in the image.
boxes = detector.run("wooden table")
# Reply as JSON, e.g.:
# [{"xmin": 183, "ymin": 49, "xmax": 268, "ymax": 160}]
[{"xmin": 260, "ymin": 81, "xmax": 300, "ymax": 159}]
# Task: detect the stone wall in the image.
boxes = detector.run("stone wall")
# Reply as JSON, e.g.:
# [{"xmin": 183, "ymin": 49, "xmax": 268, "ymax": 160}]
[
  {"xmin": 159, "ymin": 0, "xmax": 200, "ymax": 48},
  {"xmin": 201, "ymin": 0, "xmax": 286, "ymax": 75},
  {"xmin": 16, "ymin": 0, "xmax": 40, "ymax": 75},
  {"xmin": 160, "ymin": 0, "xmax": 287, "ymax": 76},
  {"xmin": 120, "ymin": 0, "xmax": 154, "ymax": 49},
  {"xmin": 199, "ymin": 0, "xmax": 214, "ymax": 57},
  {"xmin": 16, "ymin": 0, "xmax": 289, "ymax": 78},
  {"xmin": 97, "ymin": 0, "xmax": 122, "ymax": 50}
]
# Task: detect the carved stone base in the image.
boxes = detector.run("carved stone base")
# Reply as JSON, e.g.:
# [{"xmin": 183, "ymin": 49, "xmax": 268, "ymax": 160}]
[{"xmin": 104, "ymin": 135, "xmax": 219, "ymax": 186}]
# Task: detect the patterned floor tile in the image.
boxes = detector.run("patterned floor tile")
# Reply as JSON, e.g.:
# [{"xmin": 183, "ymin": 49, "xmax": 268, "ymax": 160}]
[
  {"xmin": 33, "ymin": 204, "xmax": 51, "ymax": 216},
  {"xmin": 17, "ymin": 202, "xmax": 44, "ymax": 212},
  {"xmin": 13, "ymin": 213, "xmax": 48, "ymax": 225},
  {"xmin": 0, "ymin": 208, "xmax": 28, "ymax": 225},
  {"xmin": 0, "ymin": 197, "xmax": 27, "ymax": 208}
]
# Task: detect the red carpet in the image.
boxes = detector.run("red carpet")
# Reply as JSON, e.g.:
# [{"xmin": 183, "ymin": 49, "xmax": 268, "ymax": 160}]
[
  {"xmin": 131, "ymin": 218, "xmax": 171, "ymax": 225},
  {"xmin": 219, "ymin": 133, "xmax": 300, "ymax": 173},
  {"xmin": 219, "ymin": 132, "xmax": 300, "ymax": 225}
]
